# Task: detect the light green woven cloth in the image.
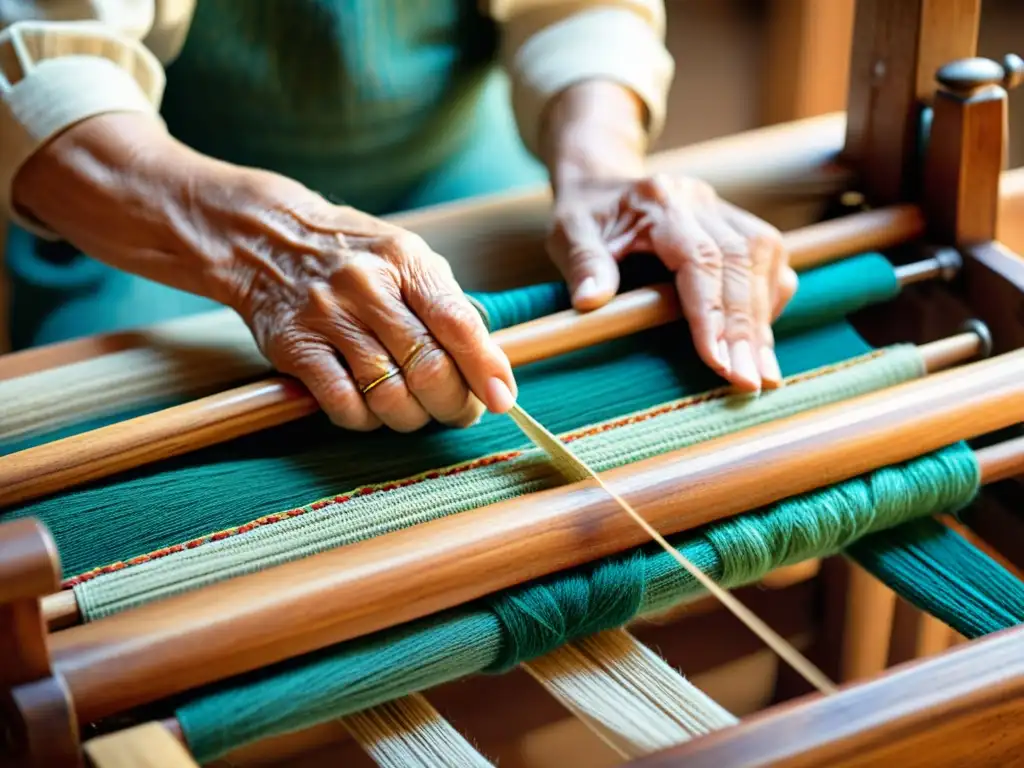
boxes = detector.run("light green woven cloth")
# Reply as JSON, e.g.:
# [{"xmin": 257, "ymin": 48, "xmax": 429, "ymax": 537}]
[{"xmin": 75, "ymin": 345, "xmax": 923, "ymax": 620}]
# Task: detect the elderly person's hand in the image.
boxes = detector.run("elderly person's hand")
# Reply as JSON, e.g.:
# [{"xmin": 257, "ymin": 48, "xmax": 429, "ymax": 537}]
[
  {"xmin": 13, "ymin": 113, "xmax": 517, "ymax": 431},
  {"xmin": 541, "ymin": 82, "xmax": 798, "ymax": 393}
]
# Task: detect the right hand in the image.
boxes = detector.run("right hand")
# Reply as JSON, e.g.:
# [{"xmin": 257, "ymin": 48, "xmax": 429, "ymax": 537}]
[
  {"xmin": 220, "ymin": 188, "xmax": 519, "ymax": 432},
  {"xmin": 12, "ymin": 113, "xmax": 517, "ymax": 432}
]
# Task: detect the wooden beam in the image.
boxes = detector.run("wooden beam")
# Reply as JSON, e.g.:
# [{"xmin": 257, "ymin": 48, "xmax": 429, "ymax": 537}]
[
  {"xmin": 627, "ymin": 625, "xmax": 1024, "ymax": 768},
  {"xmin": 843, "ymin": 0, "xmax": 981, "ymax": 205}
]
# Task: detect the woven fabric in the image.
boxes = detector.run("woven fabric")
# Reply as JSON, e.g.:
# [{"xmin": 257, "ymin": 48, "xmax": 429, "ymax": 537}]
[{"xmin": 73, "ymin": 345, "xmax": 924, "ymax": 619}]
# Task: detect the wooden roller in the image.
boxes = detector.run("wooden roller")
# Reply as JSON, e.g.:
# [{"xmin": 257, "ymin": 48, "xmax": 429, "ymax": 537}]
[{"xmin": 43, "ymin": 349, "xmax": 1024, "ymax": 724}]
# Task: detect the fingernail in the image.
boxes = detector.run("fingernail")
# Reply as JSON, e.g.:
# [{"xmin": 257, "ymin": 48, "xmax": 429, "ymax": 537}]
[
  {"xmin": 760, "ymin": 347, "xmax": 783, "ymax": 387},
  {"xmin": 729, "ymin": 340, "xmax": 761, "ymax": 392},
  {"xmin": 717, "ymin": 339, "xmax": 732, "ymax": 373},
  {"xmin": 575, "ymin": 277, "xmax": 599, "ymax": 303},
  {"xmin": 485, "ymin": 377, "xmax": 517, "ymax": 413}
]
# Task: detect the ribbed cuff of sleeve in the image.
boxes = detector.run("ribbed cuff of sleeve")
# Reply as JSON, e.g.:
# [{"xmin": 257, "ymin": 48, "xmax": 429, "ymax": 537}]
[
  {"xmin": 508, "ymin": 7, "xmax": 674, "ymax": 158},
  {"xmin": 0, "ymin": 24, "xmax": 165, "ymax": 238}
]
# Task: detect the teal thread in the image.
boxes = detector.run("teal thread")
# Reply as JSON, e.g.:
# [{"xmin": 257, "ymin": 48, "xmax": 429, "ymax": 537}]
[
  {"xmin": 467, "ymin": 251, "xmax": 898, "ymax": 335},
  {"xmin": 849, "ymin": 516, "xmax": 1024, "ymax": 638},
  {"xmin": 176, "ymin": 444, "xmax": 992, "ymax": 762},
  {"xmin": 487, "ymin": 553, "xmax": 647, "ymax": 671}
]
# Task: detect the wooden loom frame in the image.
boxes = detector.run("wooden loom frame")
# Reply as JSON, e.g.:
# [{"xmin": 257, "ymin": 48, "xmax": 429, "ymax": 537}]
[{"xmin": 3, "ymin": 0, "xmax": 1024, "ymax": 765}]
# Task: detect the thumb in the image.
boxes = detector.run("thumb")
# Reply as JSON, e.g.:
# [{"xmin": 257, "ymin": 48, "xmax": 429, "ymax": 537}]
[{"xmin": 547, "ymin": 210, "xmax": 621, "ymax": 311}]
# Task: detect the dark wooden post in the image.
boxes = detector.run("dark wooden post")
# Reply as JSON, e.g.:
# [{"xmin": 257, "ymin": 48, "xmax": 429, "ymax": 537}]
[
  {"xmin": 843, "ymin": 0, "xmax": 982, "ymax": 205},
  {"xmin": 0, "ymin": 518, "xmax": 80, "ymax": 767}
]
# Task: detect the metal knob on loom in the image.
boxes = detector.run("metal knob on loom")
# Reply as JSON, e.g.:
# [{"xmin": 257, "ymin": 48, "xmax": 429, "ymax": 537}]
[
  {"xmin": 890, "ymin": 247, "xmax": 993, "ymax": 365},
  {"xmin": 935, "ymin": 54, "xmax": 1024, "ymax": 97},
  {"xmin": 892, "ymin": 247, "xmax": 962, "ymax": 286}
]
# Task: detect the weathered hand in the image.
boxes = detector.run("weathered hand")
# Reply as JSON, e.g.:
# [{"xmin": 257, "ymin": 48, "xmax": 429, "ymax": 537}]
[
  {"xmin": 548, "ymin": 174, "xmax": 797, "ymax": 392},
  {"xmin": 223, "ymin": 196, "xmax": 518, "ymax": 432},
  {"xmin": 11, "ymin": 113, "xmax": 517, "ymax": 432}
]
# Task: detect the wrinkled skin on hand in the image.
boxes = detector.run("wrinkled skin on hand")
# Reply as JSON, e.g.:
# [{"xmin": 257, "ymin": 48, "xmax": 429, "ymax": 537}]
[
  {"xmin": 547, "ymin": 174, "xmax": 798, "ymax": 392},
  {"xmin": 220, "ymin": 198, "xmax": 518, "ymax": 432},
  {"xmin": 11, "ymin": 110, "xmax": 518, "ymax": 433}
]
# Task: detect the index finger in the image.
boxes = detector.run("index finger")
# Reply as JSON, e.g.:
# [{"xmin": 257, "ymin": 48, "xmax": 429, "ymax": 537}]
[{"xmin": 401, "ymin": 250, "xmax": 518, "ymax": 415}]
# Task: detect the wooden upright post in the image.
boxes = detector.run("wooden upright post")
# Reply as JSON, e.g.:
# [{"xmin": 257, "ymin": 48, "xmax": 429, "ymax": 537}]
[
  {"xmin": 842, "ymin": 0, "xmax": 982, "ymax": 205},
  {"xmin": 923, "ymin": 55, "xmax": 1024, "ymax": 246},
  {"xmin": 0, "ymin": 519, "xmax": 80, "ymax": 767}
]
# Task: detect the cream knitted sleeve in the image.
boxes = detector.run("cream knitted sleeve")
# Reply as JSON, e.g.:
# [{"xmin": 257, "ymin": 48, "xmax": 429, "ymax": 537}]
[
  {"xmin": 0, "ymin": 0, "xmax": 195, "ymax": 235},
  {"xmin": 491, "ymin": 0, "xmax": 675, "ymax": 159}
]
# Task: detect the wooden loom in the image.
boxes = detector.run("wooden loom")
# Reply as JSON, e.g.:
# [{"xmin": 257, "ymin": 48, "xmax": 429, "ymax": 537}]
[{"xmin": 4, "ymin": 1, "xmax": 1024, "ymax": 765}]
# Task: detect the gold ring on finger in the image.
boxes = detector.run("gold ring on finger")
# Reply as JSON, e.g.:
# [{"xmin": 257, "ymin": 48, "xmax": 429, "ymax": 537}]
[
  {"xmin": 360, "ymin": 366, "xmax": 401, "ymax": 396},
  {"xmin": 397, "ymin": 342, "xmax": 438, "ymax": 374},
  {"xmin": 399, "ymin": 340, "xmax": 432, "ymax": 372}
]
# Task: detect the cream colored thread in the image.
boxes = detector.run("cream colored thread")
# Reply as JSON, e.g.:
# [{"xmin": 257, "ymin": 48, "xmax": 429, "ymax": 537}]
[
  {"xmin": 507, "ymin": 403, "xmax": 838, "ymax": 696},
  {"xmin": 342, "ymin": 693, "xmax": 493, "ymax": 767},
  {"xmin": 524, "ymin": 630, "xmax": 738, "ymax": 758}
]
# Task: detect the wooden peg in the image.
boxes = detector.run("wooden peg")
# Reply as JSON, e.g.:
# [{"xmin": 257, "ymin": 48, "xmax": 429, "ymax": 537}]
[
  {"xmin": 923, "ymin": 54, "xmax": 1023, "ymax": 245},
  {"xmin": 84, "ymin": 723, "xmax": 199, "ymax": 768},
  {"xmin": 0, "ymin": 519, "xmax": 80, "ymax": 768}
]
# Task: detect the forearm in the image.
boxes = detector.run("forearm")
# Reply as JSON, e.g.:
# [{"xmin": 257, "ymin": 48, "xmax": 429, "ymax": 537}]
[
  {"xmin": 11, "ymin": 112, "xmax": 296, "ymax": 309},
  {"xmin": 539, "ymin": 80, "xmax": 650, "ymax": 194}
]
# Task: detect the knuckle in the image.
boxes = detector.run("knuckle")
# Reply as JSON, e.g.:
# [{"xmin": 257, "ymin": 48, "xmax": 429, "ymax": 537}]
[
  {"xmin": 265, "ymin": 326, "xmax": 324, "ymax": 371},
  {"xmin": 724, "ymin": 311, "xmax": 757, "ymax": 341},
  {"xmin": 635, "ymin": 173, "xmax": 673, "ymax": 202},
  {"xmin": 721, "ymin": 241, "xmax": 754, "ymax": 272},
  {"xmin": 420, "ymin": 296, "xmax": 483, "ymax": 351},
  {"xmin": 370, "ymin": 392, "xmax": 430, "ymax": 433},
  {"xmin": 363, "ymin": 374, "xmax": 408, "ymax": 412},
  {"xmin": 329, "ymin": 257, "xmax": 385, "ymax": 297},
  {"xmin": 446, "ymin": 397, "xmax": 486, "ymax": 429},
  {"xmin": 690, "ymin": 240, "xmax": 723, "ymax": 272},
  {"xmin": 375, "ymin": 230, "xmax": 428, "ymax": 261},
  {"xmin": 404, "ymin": 342, "xmax": 456, "ymax": 392},
  {"xmin": 322, "ymin": 384, "xmax": 378, "ymax": 432}
]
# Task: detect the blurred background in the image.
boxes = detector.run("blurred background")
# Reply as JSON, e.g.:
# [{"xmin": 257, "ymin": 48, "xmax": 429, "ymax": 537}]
[{"xmin": 656, "ymin": 0, "xmax": 1023, "ymax": 165}]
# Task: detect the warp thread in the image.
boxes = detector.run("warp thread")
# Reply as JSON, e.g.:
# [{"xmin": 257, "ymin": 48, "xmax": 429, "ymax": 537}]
[
  {"xmin": 488, "ymin": 554, "xmax": 647, "ymax": 671},
  {"xmin": 178, "ymin": 443, "xmax": 1015, "ymax": 763},
  {"xmin": 849, "ymin": 516, "xmax": 1024, "ymax": 638},
  {"xmin": 469, "ymin": 251, "xmax": 898, "ymax": 335}
]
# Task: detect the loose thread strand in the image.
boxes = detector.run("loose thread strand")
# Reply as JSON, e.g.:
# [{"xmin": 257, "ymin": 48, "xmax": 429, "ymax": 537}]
[{"xmin": 507, "ymin": 403, "xmax": 838, "ymax": 696}]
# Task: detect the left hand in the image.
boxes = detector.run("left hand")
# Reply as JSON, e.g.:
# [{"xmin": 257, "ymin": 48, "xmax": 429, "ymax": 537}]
[{"xmin": 540, "ymin": 82, "xmax": 798, "ymax": 393}]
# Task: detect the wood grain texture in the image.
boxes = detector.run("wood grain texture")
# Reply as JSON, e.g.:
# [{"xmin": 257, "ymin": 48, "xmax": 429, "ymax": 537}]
[
  {"xmin": 0, "ymin": 519, "xmax": 79, "ymax": 768},
  {"xmin": 762, "ymin": 0, "xmax": 855, "ymax": 125},
  {"xmin": 627, "ymin": 625, "xmax": 1024, "ymax": 768},
  {"xmin": 923, "ymin": 72, "xmax": 1008, "ymax": 245},
  {"xmin": 843, "ymin": 0, "xmax": 980, "ymax": 204},
  {"xmin": 0, "ymin": 205, "xmax": 927, "ymax": 510},
  {"xmin": 998, "ymin": 166, "xmax": 1024, "ymax": 252},
  {"xmin": 42, "ymin": 351, "xmax": 1024, "ymax": 724},
  {"xmin": 963, "ymin": 241, "xmax": 1024, "ymax": 354}
]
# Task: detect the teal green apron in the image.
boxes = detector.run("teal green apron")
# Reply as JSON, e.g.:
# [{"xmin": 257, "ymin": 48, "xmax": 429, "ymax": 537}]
[{"xmin": 6, "ymin": 0, "xmax": 546, "ymax": 349}]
